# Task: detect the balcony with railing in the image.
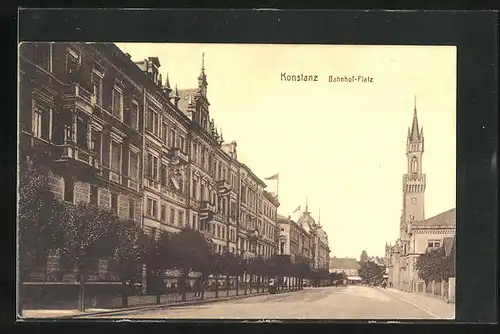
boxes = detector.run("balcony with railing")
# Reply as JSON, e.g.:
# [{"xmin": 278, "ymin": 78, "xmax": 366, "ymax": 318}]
[
  {"xmin": 61, "ymin": 83, "xmax": 94, "ymax": 115},
  {"xmin": 167, "ymin": 147, "xmax": 189, "ymax": 166},
  {"xmin": 145, "ymin": 177, "xmax": 160, "ymax": 190},
  {"xmin": 54, "ymin": 141, "xmax": 100, "ymax": 172},
  {"xmin": 200, "ymin": 201, "xmax": 216, "ymax": 213},
  {"xmin": 217, "ymin": 179, "xmax": 231, "ymax": 194},
  {"xmin": 127, "ymin": 177, "xmax": 140, "ymax": 192}
]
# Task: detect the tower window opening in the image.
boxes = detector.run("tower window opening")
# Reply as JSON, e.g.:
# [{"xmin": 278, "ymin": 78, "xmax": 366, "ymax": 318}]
[{"xmin": 411, "ymin": 156, "xmax": 418, "ymax": 173}]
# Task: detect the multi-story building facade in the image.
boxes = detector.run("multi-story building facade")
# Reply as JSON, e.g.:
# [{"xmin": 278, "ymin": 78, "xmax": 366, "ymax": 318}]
[
  {"xmin": 19, "ymin": 42, "xmax": 145, "ymax": 231},
  {"xmin": 277, "ymin": 204, "xmax": 330, "ymax": 270},
  {"xmin": 385, "ymin": 102, "xmax": 456, "ymax": 292},
  {"xmin": 126, "ymin": 47, "xmax": 281, "ymax": 259},
  {"xmin": 19, "ymin": 42, "xmax": 280, "ymax": 268}
]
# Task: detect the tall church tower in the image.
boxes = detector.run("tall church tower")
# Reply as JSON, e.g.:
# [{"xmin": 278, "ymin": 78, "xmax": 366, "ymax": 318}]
[{"xmin": 401, "ymin": 97, "xmax": 426, "ymax": 238}]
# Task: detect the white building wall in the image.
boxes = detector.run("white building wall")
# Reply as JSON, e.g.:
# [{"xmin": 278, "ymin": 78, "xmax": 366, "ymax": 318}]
[{"xmin": 412, "ymin": 229, "xmax": 456, "ymax": 254}]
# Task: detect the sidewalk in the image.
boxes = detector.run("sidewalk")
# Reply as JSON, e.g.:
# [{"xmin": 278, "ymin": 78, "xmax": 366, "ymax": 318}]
[
  {"xmin": 20, "ymin": 287, "xmax": 298, "ymax": 319},
  {"xmin": 382, "ymin": 288, "xmax": 455, "ymax": 319}
]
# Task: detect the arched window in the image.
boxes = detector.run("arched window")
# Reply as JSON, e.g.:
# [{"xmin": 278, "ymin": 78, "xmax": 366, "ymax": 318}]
[{"xmin": 411, "ymin": 156, "xmax": 418, "ymax": 173}]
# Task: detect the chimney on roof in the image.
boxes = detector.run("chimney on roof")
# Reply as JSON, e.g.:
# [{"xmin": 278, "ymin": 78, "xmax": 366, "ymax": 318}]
[
  {"xmin": 229, "ymin": 141, "xmax": 238, "ymax": 159},
  {"xmin": 125, "ymin": 53, "xmax": 132, "ymax": 59}
]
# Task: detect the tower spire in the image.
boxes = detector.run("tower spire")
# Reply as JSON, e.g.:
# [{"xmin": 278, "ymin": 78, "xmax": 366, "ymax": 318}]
[
  {"xmin": 409, "ymin": 95, "xmax": 421, "ymax": 141},
  {"xmin": 197, "ymin": 52, "xmax": 208, "ymax": 98},
  {"xmin": 305, "ymin": 196, "xmax": 309, "ymax": 213},
  {"xmin": 198, "ymin": 52, "xmax": 207, "ymax": 81}
]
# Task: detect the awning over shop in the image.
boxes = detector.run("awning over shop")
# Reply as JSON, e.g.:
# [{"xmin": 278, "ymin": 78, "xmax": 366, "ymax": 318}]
[{"xmin": 347, "ymin": 276, "xmax": 362, "ymax": 281}]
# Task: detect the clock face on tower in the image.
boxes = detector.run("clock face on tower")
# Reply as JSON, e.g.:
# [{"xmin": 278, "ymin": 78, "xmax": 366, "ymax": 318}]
[{"xmin": 411, "ymin": 197, "xmax": 417, "ymax": 204}]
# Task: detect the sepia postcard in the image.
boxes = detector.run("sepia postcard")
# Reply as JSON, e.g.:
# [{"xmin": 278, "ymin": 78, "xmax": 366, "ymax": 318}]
[{"xmin": 17, "ymin": 42, "xmax": 456, "ymax": 321}]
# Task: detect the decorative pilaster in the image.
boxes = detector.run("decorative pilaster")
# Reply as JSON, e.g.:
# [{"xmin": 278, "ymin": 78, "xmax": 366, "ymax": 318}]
[
  {"xmin": 72, "ymin": 113, "xmax": 77, "ymax": 143},
  {"xmin": 48, "ymin": 108, "xmax": 53, "ymax": 140},
  {"xmin": 142, "ymin": 264, "xmax": 148, "ymax": 295},
  {"xmin": 86, "ymin": 122, "xmax": 92, "ymax": 150}
]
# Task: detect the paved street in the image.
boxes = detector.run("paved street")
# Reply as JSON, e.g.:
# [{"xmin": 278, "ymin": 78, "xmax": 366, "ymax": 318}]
[{"xmin": 84, "ymin": 286, "xmax": 455, "ymax": 320}]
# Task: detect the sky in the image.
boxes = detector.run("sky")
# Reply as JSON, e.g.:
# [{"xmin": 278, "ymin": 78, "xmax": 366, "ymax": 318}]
[{"xmin": 116, "ymin": 43, "xmax": 456, "ymax": 259}]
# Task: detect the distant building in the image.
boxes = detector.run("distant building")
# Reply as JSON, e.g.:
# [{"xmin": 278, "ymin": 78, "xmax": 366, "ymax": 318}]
[
  {"xmin": 367, "ymin": 256, "xmax": 385, "ymax": 266},
  {"xmin": 329, "ymin": 257, "xmax": 360, "ymax": 279},
  {"xmin": 277, "ymin": 201, "xmax": 330, "ymax": 270},
  {"xmin": 385, "ymin": 101, "xmax": 456, "ymax": 292}
]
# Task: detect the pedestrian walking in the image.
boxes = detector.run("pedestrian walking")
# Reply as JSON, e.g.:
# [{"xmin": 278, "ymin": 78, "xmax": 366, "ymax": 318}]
[
  {"xmin": 269, "ymin": 277, "xmax": 276, "ymax": 294},
  {"xmin": 177, "ymin": 277, "xmax": 185, "ymax": 296},
  {"xmin": 194, "ymin": 277, "xmax": 203, "ymax": 297}
]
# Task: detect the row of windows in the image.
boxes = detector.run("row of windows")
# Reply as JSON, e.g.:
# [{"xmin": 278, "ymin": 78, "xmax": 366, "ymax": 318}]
[
  {"xmin": 30, "ymin": 44, "xmax": 141, "ymax": 132},
  {"xmin": 239, "ymin": 213, "xmax": 276, "ymax": 240},
  {"xmin": 31, "ymin": 104, "xmax": 140, "ymax": 184},
  {"xmin": 29, "ymin": 45, "xmax": 262, "ymax": 196},
  {"xmin": 107, "ymin": 140, "xmax": 140, "ymax": 182},
  {"xmin": 63, "ymin": 178, "xmax": 137, "ymax": 220},
  {"xmin": 146, "ymin": 109, "xmax": 187, "ymax": 151},
  {"xmin": 146, "ymin": 197, "xmax": 187, "ymax": 228},
  {"xmin": 427, "ymin": 240, "xmax": 441, "ymax": 249},
  {"xmin": 144, "ymin": 153, "xmax": 184, "ymax": 193},
  {"xmin": 192, "ymin": 141, "xmax": 234, "ymax": 183},
  {"xmin": 28, "ymin": 48, "xmax": 279, "ymax": 222},
  {"xmin": 237, "ymin": 238, "xmax": 274, "ymax": 258},
  {"xmin": 261, "ymin": 201, "xmax": 277, "ymax": 220},
  {"xmin": 93, "ymin": 66, "xmax": 140, "ymax": 131},
  {"xmin": 30, "ymin": 102, "xmax": 140, "ymax": 180},
  {"xmin": 257, "ymin": 220, "xmax": 275, "ymax": 239},
  {"xmin": 208, "ymin": 222, "xmax": 236, "ymax": 242},
  {"xmin": 29, "ymin": 106, "xmax": 275, "ymax": 224}
]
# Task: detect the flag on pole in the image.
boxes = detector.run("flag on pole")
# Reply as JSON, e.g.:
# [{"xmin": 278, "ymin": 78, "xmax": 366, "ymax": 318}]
[
  {"xmin": 293, "ymin": 205, "xmax": 301, "ymax": 214},
  {"xmin": 265, "ymin": 173, "xmax": 279, "ymax": 180}
]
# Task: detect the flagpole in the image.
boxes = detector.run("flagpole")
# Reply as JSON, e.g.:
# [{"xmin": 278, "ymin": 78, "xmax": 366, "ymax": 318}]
[{"xmin": 277, "ymin": 173, "xmax": 279, "ymax": 198}]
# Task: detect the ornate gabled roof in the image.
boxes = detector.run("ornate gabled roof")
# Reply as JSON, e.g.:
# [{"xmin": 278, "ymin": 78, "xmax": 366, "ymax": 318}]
[
  {"xmin": 177, "ymin": 88, "xmax": 198, "ymax": 117},
  {"xmin": 297, "ymin": 212, "xmax": 315, "ymax": 232}
]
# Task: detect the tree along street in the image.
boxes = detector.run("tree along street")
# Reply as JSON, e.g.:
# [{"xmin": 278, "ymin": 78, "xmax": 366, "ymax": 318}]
[{"xmin": 19, "ymin": 165, "xmax": 333, "ymax": 314}]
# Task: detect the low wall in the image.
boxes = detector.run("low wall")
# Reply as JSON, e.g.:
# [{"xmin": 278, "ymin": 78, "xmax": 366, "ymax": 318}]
[
  {"xmin": 448, "ymin": 277, "xmax": 455, "ymax": 303},
  {"xmin": 20, "ymin": 279, "xmax": 306, "ymax": 311},
  {"xmin": 420, "ymin": 279, "xmax": 455, "ymax": 304}
]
